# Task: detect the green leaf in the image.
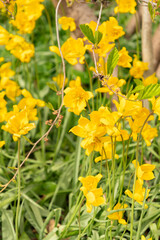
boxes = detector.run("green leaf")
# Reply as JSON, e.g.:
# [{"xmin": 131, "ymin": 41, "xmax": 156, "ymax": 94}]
[
  {"xmin": 127, "ymin": 84, "xmax": 134, "ymax": 98},
  {"xmin": 80, "ymin": 24, "xmax": 95, "ymax": 44},
  {"xmin": 45, "ymin": 102, "xmax": 54, "ymax": 110},
  {"xmin": 148, "ymin": 2, "xmax": 155, "ymax": 21},
  {"xmin": 47, "ymin": 82, "xmax": 57, "ymax": 92},
  {"xmin": 19, "ymin": 232, "xmax": 30, "ymax": 240},
  {"xmin": 131, "ymin": 85, "xmax": 145, "ymax": 94},
  {"xmin": 107, "ymin": 47, "xmax": 119, "ymax": 75},
  {"xmin": 134, "ymin": 79, "xmax": 143, "ymax": 85},
  {"xmin": 2, "ymin": 210, "xmax": 16, "ymax": 240},
  {"xmin": 23, "ymin": 135, "xmax": 34, "ymax": 145},
  {"xmin": 94, "ymin": 30, "xmax": 102, "ymax": 46},
  {"xmin": 138, "ymin": 83, "xmax": 160, "ymax": 100},
  {"xmin": 13, "ymin": 3, "xmax": 17, "ymax": 17}
]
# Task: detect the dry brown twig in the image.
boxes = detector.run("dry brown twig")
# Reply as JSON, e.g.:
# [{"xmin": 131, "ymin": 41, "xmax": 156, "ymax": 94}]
[{"xmin": 0, "ymin": 0, "xmax": 65, "ymax": 193}]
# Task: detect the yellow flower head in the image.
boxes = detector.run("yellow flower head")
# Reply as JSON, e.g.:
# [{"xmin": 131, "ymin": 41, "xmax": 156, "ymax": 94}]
[
  {"xmin": 125, "ymin": 179, "xmax": 150, "ymax": 208},
  {"xmin": 0, "ymin": 141, "xmax": 5, "ymax": 148},
  {"xmin": 113, "ymin": 94, "xmax": 142, "ymax": 118},
  {"xmin": 79, "ymin": 174, "xmax": 105, "ymax": 212},
  {"xmin": 130, "ymin": 55, "xmax": 148, "ymax": 79},
  {"xmin": 132, "ymin": 160, "xmax": 155, "ymax": 183},
  {"xmin": 63, "ymin": 77, "xmax": 93, "ymax": 115},
  {"xmin": 96, "ymin": 76, "xmax": 126, "ymax": 95},
  {"xmin": 142, "ymin": 73, "xmax": 158, "ymax": 87},
  {"xmin": 6, "ymin": 34, "xmax": 35, "ymax": 63},
  {"xmin": 59, "ymin": 16, "xmax": 76, "ymax": 31},
  {"xmin": 70, "ymin": 115, "xmax": 106, "ymax": 155},
  {"xmin": 118, "ymin": 47, "xmax": 132, "ymax": 68},
  {"xmin": 10, "ymin": 0, "xmax": 44, "ymax": 34},
  {"xmin": 107, "ymin": 203, "xmax": 128, "ymax": 225},
  {"xmin": 50, "ymin": 37, "xmax": 86, "ymax": 65},
  {"xmin": 99, "ymin": 17, "xmax": 125, "ymax": 42},
  {"xmin": 52, "ymin": 73, "xmax": 68, "ymax": 89},
  {"xmin": 2, "ymin": 105, "xmax": 36, "ymax": 141},
  {"xmin": 0, "ymin": 26, "xmax": 10, "ymax": 45},
  {"xmin": 150, "ymin": 96, "xmax": 160, "ymax": 120},
  {"xmin": 114, "ymin": 0, "xmax": 137, "ymax": 14}
]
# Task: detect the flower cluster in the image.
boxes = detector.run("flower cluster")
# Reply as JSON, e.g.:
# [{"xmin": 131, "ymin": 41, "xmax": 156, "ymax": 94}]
[
  {"xmin": 79, "ymin": 174, "xmax": 105, "ymax": 212},
  {"xmin": 0, "ymin": 59, "xmax": 44, "ymax": 141},
  {"xmin": 0, "ymin": 26, "xmax": 34, "ymax": 62}
]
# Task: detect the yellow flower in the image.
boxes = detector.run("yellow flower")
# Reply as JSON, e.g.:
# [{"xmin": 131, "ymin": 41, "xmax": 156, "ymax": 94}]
[
  {"xmin": 50, "ymin": 37, "xmax": 86, "ymax": 65},
  {"xmin": 0, "ymin": 107, "xmax": 7, "ymax": 123},
  {"xmin": 99, "ymin": 17, "xmax": 125, "ymax": 42},
  {"xmin": 141, "ymin": 123, "xmax": 158, "ymax": 146},
  {"xmin": 63, "ymin": 77, "xmax": 93, "ymax": 115},
  {"xmin": 70, "ymin": 115, "xmax": 106, "ymax": 155},
  {"xmin": 150, "ymin": 96, "xmax": 160, "ymax": 120},
  {"xmin": 90, "ymin": 57, "xmax": 107, "ymax": 76},
  {"xmin": 9, "ymin": 0, "xmax": 44, "ymax": 34},
  {"xmin": 52, "ymin": 73, "xmax": 68, "ymax": 89},
  {"xmin": 0, "ymin": 62, "xmax": 15, "ymax": 79},
  {"xmin": 113, "ymin": 94, "xmax": 142, "ymax": 118},
  {"xmin": 142, "ymin": 73, "xmax": 158, "ymax": 86},
  {"xmin": 141, "ymin": 235, "xmax": 152, "ymax": 240},
  {"xmin": 0, "ymin": 141, "xmax": 5, "ymax": 148},
  {"xmin": 2, "ymin": 106, "xmax": 36, "ymax": 141},
  {"xmin": 130, "ymin": 55, "xmax": 148, "ymax": 79},
  {"xmin": 0, "ymin": 57, "xmax": 4, "ymax": 63},
  {"xmin": 6, "ymin": 34, "xmax": 35, "ymax": 63},
  {"xmin": 118, "ymin": 47, "xmax": 132, "ymax": 68},
  {"xmin": 59, "ymin": 16, "xmax": 76, "ymax": 31},
  {"xmin": 107, "ymin": 203, "xmax": 128, "ymax": 225},
  {"xmin": 96, "ymin": 76, "xmax": 126, "ymax": 95},
  {"xmin": 0, "ymin": 26, "xmax": 10, "ymax": 45},
  {"xmin": 95, "ymin": 137, "xmax": 119, "ymax": 163},
  {"xmin": 79, "ymin": 174, "xmax": 105, "ymax": 213},
  {"xmin": 125, "ymin": 179, "xmax": 150, "ymax": 208},
  {"xmin": 114, "ymin": 0, "xmax": 137, "ymax": 14},
  {"xmin": 132, "ymin": 160, "xmax": 155, "ymax": 183}
]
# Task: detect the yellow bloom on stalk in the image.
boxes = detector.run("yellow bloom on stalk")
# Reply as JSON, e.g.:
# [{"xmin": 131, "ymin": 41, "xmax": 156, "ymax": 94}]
[
  {"xmin": 141, "ymin": 235, "xmax": 152, "ymax": 240},
  {"xmin": 99, "ymin": 17, "xmax": 125, "ymax": 42},
  {"xmin": 114, "ymin": 0, "xmax": 137, "ymax": 14},
  {"xmin": 142, "ymin": 73, "xmax": 158, "ymax": 86},
  {"xmin": 107, "ymin": 203, "xmax": 128, "ymax": 225},
  {"xmin": 0, "ymin": 141, "xmax": 5, "ymax": 148},
  {"xmin": 79, "ymin": 174, "xmax": 105, "ymax": 213},
  {"xmin": 0, "ymin": 57, "xmax": 4, "ymax": 63},
  {"xmin": 130, "ymin": 55, "xmax": 148, "ymax": 79},
  {"xmin": 6, "ymin": 35, "xmax": 35, "ymax": 63},
  {"xmin": 125, "ymin": 179, "xmax": 150, "ymax": 208},
  {"xmin": 95, "ymin": 137, "xmax": 119, "ymax": 163},
  {"xmin": 150, "ymin": 96, "xmax": 160, "ymax": 120},
  {"xmin": 10, "ymin": 0, "xmax": 44, "ymax": 34},
  {"xmin": 90, "ymin": 57, "xmax": 107, "ymax": 76},
  {"xmin": 0, "ymin": 78, "xmax": 21, "ymax": 101},
  {"xmin": 141, "ymin": 124, "xmax": 158, "ymax": 146},
  {"xmin": 63, "ymin": 77, "xmax": 93, "ymax": 115},
  {"xmin": 0, "ymin": 62, "xmax": 15, "ymax": 79},
  {"xmin": 2, "ymin": 106, "xmax": 36, "ymax": 141},
  {"xmin": 70, "ymin": 115, "xmax": 106, "ymax": 155},
  {"xmin": 52, "ymin": 73, "xmax": 68, "ymax": 89},
  {"xmin": 96, "ymin": 76, "xmax": 126, "ymax": 95},
  {"xmin": 0, "ymin": 26, "xmax": 10, "ymax": 45},
  {"xmin": 113, "ymin": 94, "xmax": 142, "ymax": 118},
  {"xmin": 50, "ymin": 37, "xmax": 86, "ymax": 65},
  {"xmin": 118, "ymin": 47, "xmax": 132, "ymax": 68},
  {"xmin": 90, "ymin": 106, "xmax": 120, "ymax": 136},
  {"xmin": 132, "ymin": 160, "xmax": 155, "ymax": 183},
  {"xmin": 0, "ymin": 91, "xmax": 7, "ymax": 122},
  {"xmin": 18, "ymin": 89, "xmax": 45, "ymax": 121},
  {"xmin": 59, "ymin": 16, "xmax": 76, "ymax": 31}
]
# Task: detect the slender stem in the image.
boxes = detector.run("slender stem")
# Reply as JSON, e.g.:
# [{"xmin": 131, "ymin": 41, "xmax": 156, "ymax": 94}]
[
  {"xmin": 130, "ymin": 113, "xmax": 153, "ymax": 239},
  {"xmin": 15, "ymin": 139, "xmax": 21, "ymax": 240},
  {"xmin": 85, "ymin": 60, "xmax": 94, "ymax": 110},
  {"xmin": 111, "ymin": 136, "xmax": 115, "ymax": 208},
  {"xmin": 135, "ymin": 12, "xmax": 140, "ymax": 58}
]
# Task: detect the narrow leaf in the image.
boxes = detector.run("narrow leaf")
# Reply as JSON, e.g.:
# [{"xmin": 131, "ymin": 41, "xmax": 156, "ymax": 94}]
[
  {"xmin": 94, "ymin": 30, "xmax": 102, "ymax": 45},
  {"xmin": 107, "ymin": 47, "xmax": 119, "ymax": 75},
  {"xmin": 80, "ymin": 24, "xmax": 95, "ymax": 44},
  {"xmin": 47, "ymin": 82, "xmax": 57, "ymax": 92},
  {"xmin": 138, "ymin": 84, "xmax": 160, "ymax": 100}
]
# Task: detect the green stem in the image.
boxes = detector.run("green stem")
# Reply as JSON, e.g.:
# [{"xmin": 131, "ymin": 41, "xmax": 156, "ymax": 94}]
[
  {"xmin": 85, "ymin": 60, "xmax": 94, "ymax": 110},
  {"xmin": 44, "ymin": 6, "xmax": 54, "ymax": 45},
  {"xmin": 130, "ymin": 113, "xmax": 152, "ymax": 240},
  {"xmin": 111, "ymin": 136, "xmax": 115, "ymax": 207},
  {"xmin": 15, "ymin": 138, "xmax": 21, "ymax": 240},
  {"xmin": 135, "ymin": 13, "xmax": 140, "ymax": 58}
]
